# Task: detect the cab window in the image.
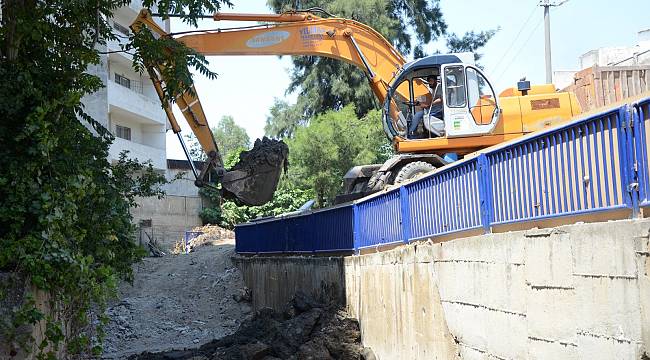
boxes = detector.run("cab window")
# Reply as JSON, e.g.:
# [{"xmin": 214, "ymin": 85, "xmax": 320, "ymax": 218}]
[
  {"xmin": 466, "ymin": 67, "xmax": 497, "ymax": 125},
  {"xmin": 386, "ymin": 79, "xmax": 412, "ymax": 134},
  {"xmin": 444, "ymin": 66, "xmax": 466, "ymax": 108}
]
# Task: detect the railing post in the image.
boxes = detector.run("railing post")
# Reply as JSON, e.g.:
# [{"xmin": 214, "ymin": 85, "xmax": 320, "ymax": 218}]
[
  {"xmin": 620, "ymin": 106, "xmax": 639, "ymax": 217},
  {"xmin": 477, "ymin": 155, "xmax": 493, "ymax": 233},
  {"xmin": 352, "ymin": 204, "xmax": 360, "ymax": 255},
  {"xmin": 399, "ymin": 186, "xmax": 411, "ymax": 244},
  {"xmin": 634, "ymin": 103, "xmax": 649, "ymax": 212}
]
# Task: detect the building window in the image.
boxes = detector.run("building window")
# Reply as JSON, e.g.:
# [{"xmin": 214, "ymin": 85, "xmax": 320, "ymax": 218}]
[
  {"xmin": 116, "ymin": 125, "xmax": 131, "ymax": 140},
  {"xmin": 115, "ymin": 73, "xmax": 131, "ymax": 89},
  {"xmin": 113, "ymin": 22, "xmax": 130, "ymax": 36}
]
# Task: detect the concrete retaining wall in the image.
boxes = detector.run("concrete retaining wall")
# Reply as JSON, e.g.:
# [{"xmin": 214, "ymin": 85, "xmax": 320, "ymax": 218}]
[
  {"xmin": 233, "ymin": 256, "xmax": 345, "ymax": 311},
  {"xmin": 235, "ymin": 218, "xmax": 650, "ymax": 360},
  {"xmin": 131, "ymin": 194, "xmax": 203, "ymax": 251}
]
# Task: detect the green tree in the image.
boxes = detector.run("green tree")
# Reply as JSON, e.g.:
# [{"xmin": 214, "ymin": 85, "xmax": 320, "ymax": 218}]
[
  {"xmin": 265, "ymin": 0, "xmax": 496, "ymax": 135},
  {"xmin": 264, "ymin": 98, "xmax": 309, "ymax": 139},
  {"xmin": 199, "ymin": 148, "xmax": 314, "ymax": 228},
  {"xmin": 0, "ymin": 0, "xmax": 231, "ymax": 356},
  {"xmin": 288, "ymin": 105, "xmax": 391, "ymax": 206},
  {"xmin": 213, "ymin": 115, "xmax": 250, "ymax": 159}
]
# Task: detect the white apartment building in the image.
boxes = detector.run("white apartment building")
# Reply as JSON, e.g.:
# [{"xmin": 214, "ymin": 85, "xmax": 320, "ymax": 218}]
[
  {"xmin": 84, "ymin": 3, "xmax": 169, "ymax": 171},
  {"xmin": 83, "ymin": 4, "xmax": 205, "ymax": 250}
]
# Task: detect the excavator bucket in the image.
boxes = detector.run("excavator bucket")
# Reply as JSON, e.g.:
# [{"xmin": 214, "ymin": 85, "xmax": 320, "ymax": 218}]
[{"xmin": 221, "ymin": 137, "xmax": 289, "ymax": 206}]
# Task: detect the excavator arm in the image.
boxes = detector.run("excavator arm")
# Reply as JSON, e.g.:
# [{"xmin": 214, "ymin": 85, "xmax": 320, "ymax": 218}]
[
  {"xmin": 130, "ymin": 11, "xmax": 289, "ymax": 206},
  {"xmin": 129, "ymin": 8, "xmax": 412, "ymax": 205}
]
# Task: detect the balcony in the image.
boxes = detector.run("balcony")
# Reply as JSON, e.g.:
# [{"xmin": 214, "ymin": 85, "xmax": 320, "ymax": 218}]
[
  {"xmin": 108, "ymin": 80, "xmax": 166, "ymax": 126},
  {"xmin": 109, "ymin": 137, "xmax": 166, "ymax": 170}
]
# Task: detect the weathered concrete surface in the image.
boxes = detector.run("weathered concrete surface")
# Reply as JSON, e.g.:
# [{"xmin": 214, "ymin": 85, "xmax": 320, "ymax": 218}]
[
  {"xmin": 344, "ymin": 245, "xmax": 460, "ymax": 360},
  {"xmin": 232, "ymin": 256, "xmax": 345, "ymax": 311},
  {"xmin": 236, "ymin": 218, "xmax": 650, "ymax": 360},
  {"xmin": 131, "ymin": 194, "xmax": 204, "ymax": 251},
  {"xmin": 0, "ymin": 274, "xmax": 69, "ymax": 359}
]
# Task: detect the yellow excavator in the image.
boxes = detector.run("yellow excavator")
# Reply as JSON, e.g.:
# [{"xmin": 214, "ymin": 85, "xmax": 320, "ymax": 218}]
[{"xmin": 131, "ymin": 8, "xmax": 582, "ymax": 204}]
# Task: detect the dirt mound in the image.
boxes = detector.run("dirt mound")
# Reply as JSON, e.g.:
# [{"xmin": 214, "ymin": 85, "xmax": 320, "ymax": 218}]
[
  {"xmin": 127, "ymin": 292, "xmax": 374, "ymax": 360},
  {"xmin": 221, "ymin": 137, "xmax": 289, "ymax": 206},
  {"xmin": 174, "ymin": 225, "xmax": 234, "ymax": 254},
  {"xmin": 231, "ymin": 137, "xmax": 288, "ymax": 173}
]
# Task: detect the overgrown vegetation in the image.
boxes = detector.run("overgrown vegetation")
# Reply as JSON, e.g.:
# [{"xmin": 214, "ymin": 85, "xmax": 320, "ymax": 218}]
[{"xmin": 0, "ymin": 0, "xmax": 231, "ymax": 356}]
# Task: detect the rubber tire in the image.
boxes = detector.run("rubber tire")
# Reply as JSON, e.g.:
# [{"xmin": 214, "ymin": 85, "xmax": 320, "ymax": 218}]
[{"xmin": 393, "ymin": 161, "xmax": 435, "ymax": 184}]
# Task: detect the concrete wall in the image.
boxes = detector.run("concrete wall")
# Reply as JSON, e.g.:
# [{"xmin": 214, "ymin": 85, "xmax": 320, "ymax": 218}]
[
  {"xmin": 236, "ymin": 218, "xmax": 650, "ymax": 360},
  {"xmin": 131, "ymin": 194, "xmax": 204, "ymax": 251},
  {"xmin": 232, "ymin": 257, "xmax": 345, "ymax": 311},
  {"xmin": 0, "ymin": 274, "xmax": 70, "ymax": 359}
]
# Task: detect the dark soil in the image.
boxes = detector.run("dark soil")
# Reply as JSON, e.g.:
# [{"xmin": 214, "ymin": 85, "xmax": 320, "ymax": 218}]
[{"xmin": 127, "ymin": 292, "xmax": 374, "ymax": 360}]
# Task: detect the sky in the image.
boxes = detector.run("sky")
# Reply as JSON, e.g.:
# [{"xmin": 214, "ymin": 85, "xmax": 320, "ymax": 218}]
[{"xmin": 166, "ymin": 0, "xmax": 650, "ymax": 160}]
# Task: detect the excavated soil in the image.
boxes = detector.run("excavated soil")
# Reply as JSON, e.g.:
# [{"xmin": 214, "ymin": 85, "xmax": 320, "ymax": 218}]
[
  {"xmin": 127, "ymin": 291, "xmax": 374, "ymax": 360},
  {"xmin": 102, "ymin": 234, "xmax": 372, "ymax": 360},
  {"xmin": 230, "ymin": 137, "xmax": 288, "ymax": 173}
]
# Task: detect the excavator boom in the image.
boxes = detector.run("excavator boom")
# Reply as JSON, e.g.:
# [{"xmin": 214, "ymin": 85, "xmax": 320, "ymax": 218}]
[{"xmin": 130, "ymin": 10, "xmax": 289, "ymax": 206}]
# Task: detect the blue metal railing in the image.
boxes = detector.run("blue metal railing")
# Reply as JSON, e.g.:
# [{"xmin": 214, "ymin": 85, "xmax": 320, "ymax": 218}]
[
  {"xmin": 484, "ymin": 107, "xmax": 630, "ymax": 225},
  {"xmin": 235, "ymin": 204, "xmax": 354, "ymax": 253},
  {"xmin": 405, "ymin": 158, "xmax": 483, "ymax": 240},
  {"xmin": 633, "ymin": 98, "xmax": 650, "ymax": 209},
  {"xmin": 236, "ymin": 99, "xmax": 650, "ymax": 255}
]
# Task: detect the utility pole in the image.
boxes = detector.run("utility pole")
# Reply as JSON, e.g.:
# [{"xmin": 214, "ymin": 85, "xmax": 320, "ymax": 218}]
[{"xmin": 540, "ymin": 0, "xmax": 569, "ymax": 84}]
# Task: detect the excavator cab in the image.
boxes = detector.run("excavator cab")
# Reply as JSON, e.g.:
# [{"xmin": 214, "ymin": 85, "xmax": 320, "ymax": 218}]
[{"xmin": 383, "ymin": 55, "xmax": 501, "ymax": 141}]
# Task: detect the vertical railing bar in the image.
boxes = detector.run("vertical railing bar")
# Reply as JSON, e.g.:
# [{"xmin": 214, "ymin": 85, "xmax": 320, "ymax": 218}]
[
  {"xmin": 514, "ymin": 145, "xmax": 524, "ymax": 220},
  {"xmin": 550, "ymin": 133, "xmax": 560, "ymax": 214},
  {"xmin": 614, "ymin": 109, "xmax": 629, "ymax": 208},
  {"xmin": 591, "ymin": 120, "xmax": 604, "ymax": 208},
  {"xmin": 443, "ymin": 172, "xmax": 451, "ymax": 233},
  {"xmin": 585, "ymin": 122, "xmax": 596, "ymax": 209},
  {"xmin": 622, "ymin": 106, "xmax": 639, "ymax": 216},
  {"xmin": 505, "ymin": 150, "xmax": 514, "ymax": 221},
  {"xmin": 578, "ymin": 124, "xmax": 589, "ymax": 209},
  {"xmin": 637, "ymin": 102, "xmax": 650, "ymax": 203},
  {"xmin": 532, "ymin": 141, "xmax": 540, "ymax": 217},
  {"xmin": 525, "ymin": 142, "xmax": 534, "ymax": 219},
  {"xmin": 559, "ymin": 131, "xmax": 569, "ymax": 212},
  {"xmin": 600, "ymin": 117, "xmax": 612, "ymax": 207},
  {"xmin": 498, "ymin": 152, "xmax": 506, "ymax": 222},
  {"xmin": 541, "ymin": 138, "xmax": 551, "ymax": 216},
  {"xmin": 435, "ymin": 175, "xmax": 443, "ymax": 235},
  {"xmin": 457, "ymin": 166, "xmax": 469, "ymax": 229},
  {"xmin": 451, "ymin": 169, "xmax": 459, "ymax": 231}
]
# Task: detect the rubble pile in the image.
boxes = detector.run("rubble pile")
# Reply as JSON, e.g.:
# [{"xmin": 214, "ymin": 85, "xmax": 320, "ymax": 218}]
[
  {"xmin": 128, "ymin": 292, "xmax": 375, "ymax": 360},
  {"xmin": 102, "ymin": 242, "xmax": 250, "ymax": 359},
  {"xmin": 178, "ymin": 225, "xmax": 235, "ymax": 254}
]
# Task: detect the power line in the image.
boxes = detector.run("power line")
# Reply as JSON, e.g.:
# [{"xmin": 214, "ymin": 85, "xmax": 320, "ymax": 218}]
[
  {"xmin": 494, "ymin": 15, "xmax": 544, "ymax": 81},
  {"xmin": 490, "ymin": 3, "xmax": 538, "ymax": 75}
]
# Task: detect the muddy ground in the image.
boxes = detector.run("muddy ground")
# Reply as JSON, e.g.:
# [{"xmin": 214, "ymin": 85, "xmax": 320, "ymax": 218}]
[{"xmin": 102, "ymin": 240, "xmax": 371, "ymax": 360}]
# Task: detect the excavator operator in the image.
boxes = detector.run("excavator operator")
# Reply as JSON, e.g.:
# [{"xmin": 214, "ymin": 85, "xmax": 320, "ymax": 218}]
[{"xmin": 409, "ymin": 75, "xmax": 443, "ymax": 138}]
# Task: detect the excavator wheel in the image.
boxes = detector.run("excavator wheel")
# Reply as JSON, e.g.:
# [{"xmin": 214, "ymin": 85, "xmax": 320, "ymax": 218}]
[{"xmin": 393, "ymin": 161, "xmax": 435, "ymax": 184}]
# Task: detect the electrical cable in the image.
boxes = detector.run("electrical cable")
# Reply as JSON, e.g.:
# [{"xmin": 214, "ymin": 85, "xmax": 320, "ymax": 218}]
[
  {"xmin": 490, "ymin": 2, "xmax": 539, "ymax": 76},
  {"xmin": 494, "ymin": 15, "xmax": 544, "ymax": 81}
]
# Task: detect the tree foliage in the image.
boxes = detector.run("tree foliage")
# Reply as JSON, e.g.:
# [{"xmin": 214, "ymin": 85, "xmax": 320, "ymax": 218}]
[
  {"xmin": 213, "ymin": 115, "xmax": 250, "ymax": 159},
  {"xmin": 0, "ymin": 0, "xmax": 230, "ymax": 356},
  {"xmin": 199, "ymin": 148, "xmax": 314, "ymax": 228},
  {"xmin": 287, "ymin": 105, "xmax": 392, "ymax": 206}
]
